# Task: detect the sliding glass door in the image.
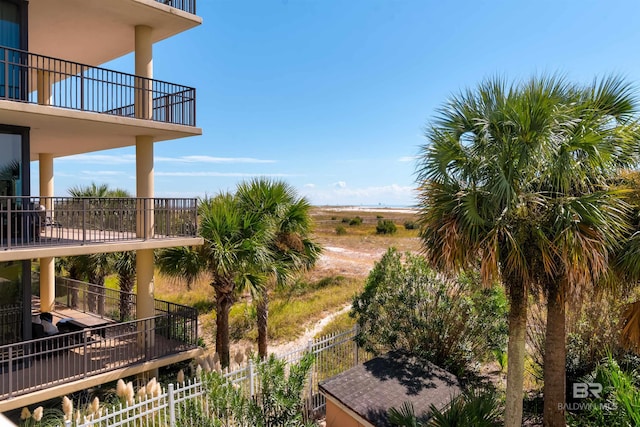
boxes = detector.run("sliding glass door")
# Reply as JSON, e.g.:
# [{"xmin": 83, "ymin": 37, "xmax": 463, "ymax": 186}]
[{"xmin": 0, "ymin": 0, "xmax": 26, "ymax": 100}]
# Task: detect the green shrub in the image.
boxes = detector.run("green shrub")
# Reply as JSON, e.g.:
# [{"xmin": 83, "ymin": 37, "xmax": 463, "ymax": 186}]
[
  {"xmin": 203, "ymin": 354, "xmax": 315, "ymax": 426},
  {"xmin": 376, "ymin": 219, "xmax": 397, "ymax": 234},
  {"xmin": 349, "ymin": 216, "xmax": 363, "ymax": 226},
  {"xmin": 330, "ymin": 216, "xmax": 337, "ymax": 220},
  {"xmin": 351, "ymin": 249, "xmax": 507, "ymax": 376},
  {"xmin": 376, "ymin": 214, "xmax": 384, "ymax": 219},
  {"xmin": 403, "ymin": 220, "xmax": 418, "ymax": 230},
  {"xmin": 567, "ymin": 356, "xmax": 640, "ymax": 426},
  {"xmin": 565, "ymin": 291, "xmax": 626, "ymax": 386},
  {"xmin": 341, "ymin": 217, "xmax": 350, "ymax": 223},
  {"xmin": 388, "ymin": 387, "xmax": 503, "ymax": 427},
  {"xmin": 335, "ymin": 225, "xmax": 347, "ymax": 235}
]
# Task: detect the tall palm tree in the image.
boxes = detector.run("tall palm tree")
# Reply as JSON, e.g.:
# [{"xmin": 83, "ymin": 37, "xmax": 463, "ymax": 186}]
[
  {"xmin": 236, "ymin": 178, "xmax": 322, "ymax": 358},
  {"xmin": 158, "ymin": 193, "xmax": 273, "ymax": 367},
  {"xmin": 533, "ymin": 77, "xmax": 638, "ymax": 427},
  {"xmin": 416, "ymin": 75, "xmax": 640, "ymax": 427},
  {"xmin": 113, "ymin": 251, "xmax": 136, "ymax": 321}
]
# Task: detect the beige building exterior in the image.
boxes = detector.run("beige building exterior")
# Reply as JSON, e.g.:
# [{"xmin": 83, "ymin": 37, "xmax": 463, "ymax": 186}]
[{"xmin": 0, "ymin": 0, "xmax": 204, "ymax": 413}]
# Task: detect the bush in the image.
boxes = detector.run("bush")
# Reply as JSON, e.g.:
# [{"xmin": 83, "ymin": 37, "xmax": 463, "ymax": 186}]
[
  {"xmin": 349, "ymin": 216, "xmax": 363, "ymax": 226},
  {"xmin": 203, "ymin": 354, "xmax": 315, "ymax": 426},
  {"xmin": 567, "ymin": 356, "xmax": 640, "ymax": 426},
  {"xmin": 341, "ymin": 217, "xmax": 350, "ymax": 223},
  {"xmin": 376, "ymin": 215, "xmax": 384, "ymax": 219},
  {"xmin": 351, "ymin": 249, "xmax": 507, "ymax": 376},
  {"xmin": 388, "ymin": 387, "xmax": 503, "ymax": 427},
  {"xmin": 376, "ymin": 219, "xmax": 397, "ymax": 234},
  {"xmin": 330, "ymin": 216, "xmax": 337, "ymax": 220},
  {"xmin": 403, "ymin": 220, "xmax": 418, "ymax": 230},
  {"xmin": 335, "ymin": 225, "xmax": 347, "ymax": 235}
]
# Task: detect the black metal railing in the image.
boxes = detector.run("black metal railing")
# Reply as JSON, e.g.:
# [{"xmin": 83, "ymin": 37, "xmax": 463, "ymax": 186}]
[
  {"xmin": 52, "ymin": 277, "xmax": 198, "ymax": 333},
  {"xmin": 155, "ymin": 0, "xmax": 196, "ymax": 14},
  {"xmin": 0, "ymin": 45, "xmax": 196, "ymax": 126},
  {"xmin": 0, "ymin": 315, "xmax": 199, "ymax": 400},
  {"xmin": 0, "ymin": 196, "xmax": 198, "ymax": 250},
  {"xmin": 0, "ymin": 304, "xmax": 22, "ymax": 346}
]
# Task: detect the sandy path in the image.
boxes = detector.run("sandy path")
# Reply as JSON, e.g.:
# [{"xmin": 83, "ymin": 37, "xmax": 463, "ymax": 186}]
[{"xmin": 270, "ymin": 304, "xmax": 352, "ymax": 356}]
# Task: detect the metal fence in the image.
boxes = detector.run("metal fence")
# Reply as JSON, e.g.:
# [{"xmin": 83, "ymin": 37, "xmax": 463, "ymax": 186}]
[
  {"xmin": 68, "ymin": 327, "xmax": 368, "ymax": 426},
  {"xmin": 0, "ymin": 45, "xmax": 196, "ymax": 126},
  {"xmin": 52, "ymin": 277, "xmax": 198, "ymax": 330},
  {"xmin": 0, "ymin": 304, "xmax": 22, "ymax": 347},
  {"xmin": 0, "ymin": 196, "xmax": 198, "ymax": 250}
]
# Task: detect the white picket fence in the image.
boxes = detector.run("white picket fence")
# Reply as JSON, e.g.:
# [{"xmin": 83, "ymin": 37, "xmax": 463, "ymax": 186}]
[{"xmin": 69, "ymin": 326, "xmax": 369, "ymax": 426}]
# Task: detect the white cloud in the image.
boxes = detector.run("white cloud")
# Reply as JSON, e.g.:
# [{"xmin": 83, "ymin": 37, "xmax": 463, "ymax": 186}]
[
  {"xmin": 304, "ymin": 183, "xmax": 316, "ymax": 188},
  {"xmin": 155, "ymin": 155, "xmax": 276, "ymax": 164},
  {"xmin": 57, "ymin": 154, "xmax": 136, "ymax": 164},
  {"xmin": 58, "ymin": 154, "xmax": 276, "ymax": 165},
  {"xmin": 333, "ymin": 181, "xmax": 347, "ymax": 189},
  {"xmin": 80, "ymin": 170, "xmax": 126, "ymax": 176},
  {"xmin": 155, "ymin": 171, "xmax": 294, "ymax": 177},
  {"xmin": 301, "ymin": 184, "xmax": 416, "ymax": 206}
]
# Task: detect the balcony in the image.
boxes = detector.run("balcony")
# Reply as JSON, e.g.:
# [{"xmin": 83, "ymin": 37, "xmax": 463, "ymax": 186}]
[
  {"xmin": 0, "ymin": 46, "xmax": 196, "ymax": 127},
  {"xmin": 0, "ymin": 197, "xmax": 201, "ymax": 261},
  {"xmin": 29, "ymin": 0, "xmax": 202, "ymax": 68},
  {"xmin": 0, "ymin": 278, "xmax": 199, "ymax": 408},
  {"xmin": 157, "ymin": 0, "xmax": 197, "ymax": 14}
]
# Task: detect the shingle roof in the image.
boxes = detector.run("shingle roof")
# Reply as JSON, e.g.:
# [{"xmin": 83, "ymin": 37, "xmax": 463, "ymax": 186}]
[{"xmin": 319, "ymin": 351, "xmax": 461, "ymax": 427}]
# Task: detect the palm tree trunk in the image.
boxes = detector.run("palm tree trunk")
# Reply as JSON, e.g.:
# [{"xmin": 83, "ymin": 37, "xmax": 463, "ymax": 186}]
[
  {"xmin": 543, "ymin": 280, "xmax": 566, "ymax": 427},
  {"xmin": 215, "ymin": 288, "xmax": 233, "ymax": 368},
  {"xmin": 119, "ymin": 275, "xmax": 134, "ymax": 321},
  {"xmin": 505, "ymin": 277, "xmax": 527, "ymax": 427},
  {"xmin": 257, "ymin": 289, "xmax": 268, "ymax": 358}
]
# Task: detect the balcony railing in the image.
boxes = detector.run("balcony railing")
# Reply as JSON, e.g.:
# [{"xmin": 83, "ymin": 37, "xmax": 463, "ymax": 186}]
[
  {"xmin": 0, "ymin": 196, "xmax": 198, "ymax": 250},
  {"xmin": 53, "ymin": 277, "xmax": 198, "ymax": 331},
  {"xmin": 0, "ymin": 315, "xmax": 198, "ymax": 400},
  {"xmin": 3, "ymin": 276, "xmax": 199, "ymax": 400},
  {"xmin": 0, "ymin": 46, "xmax": 196, "ymax": 126},
  {"xmin": 156, "ymin": 0, "xmax": 197, "ymax": 14}
]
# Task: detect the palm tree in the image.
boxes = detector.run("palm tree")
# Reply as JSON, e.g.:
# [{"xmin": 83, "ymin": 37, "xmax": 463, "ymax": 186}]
[
  {"xmin": 87, "ymin": 252, "xmax": 112, "ymax": 316},
  {"xmin": 64, "ymin": 183, "xmax": 134, "ymax": 315},
  {"xmin": 416, "ymin": 75, "xmax": 639, "ymax": 427},
  {"xmin": 158, "ymin": 193, "xmax": 273, "ymax": 367},
  {"xmin": 235, "ymin": 178, "xmax": 322, "ymax": 358},
  {"xmin": 533, "ymin": 77, "xmax": 638, "ymax": 427},
  {"xmin": 156, "ymin": 246, "xmax": 201, "ymax": 291},
  {"xmin": 68, "ymin": 182, "xmax": 111, "ymax": 198},
  {"xmin": 113, "ymin": 251, "xmax": 136, "ymax": 321}
]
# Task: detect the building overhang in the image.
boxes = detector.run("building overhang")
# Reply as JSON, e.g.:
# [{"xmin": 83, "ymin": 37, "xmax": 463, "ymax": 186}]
[
  {"xmin": 29, "ymin": 0, "xmax": 203, "ymax": 67},
  {"xmin": 0, "ymin": 237, "xmax": 204, "ymax": 262},
  {"xmin": 0, "ymin": 101, "xmax": 202, "ymax": 160}
]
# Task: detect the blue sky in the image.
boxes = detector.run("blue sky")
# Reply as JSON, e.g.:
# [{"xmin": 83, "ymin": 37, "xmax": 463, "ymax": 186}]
[{"xmin": 36, "ymin": 0, "xmax": 640, "ymax": 206}]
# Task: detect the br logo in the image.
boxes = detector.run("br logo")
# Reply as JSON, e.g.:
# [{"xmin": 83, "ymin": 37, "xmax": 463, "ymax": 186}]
[{"xmin": 573, "ymin": 383, "xmax": 602, "ymax": 399}]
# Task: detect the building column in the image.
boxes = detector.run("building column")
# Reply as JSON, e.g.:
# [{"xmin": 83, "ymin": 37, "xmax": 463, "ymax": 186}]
[
  {"xmin": 36, "ymin": 70, "xmax": 52, "ymax": 106},
  {"xmin": 135, "ymin": 25, "xmax": 157, "ymax": 377},
  {"xmin": 136, "ymin": 136, "xmax": 155, "ymax": 323},
  {"xmin": 39, "ymin": 153, "xmax": 55, "ymax": 312},
  {"xmin": 135, "ymin": 25, "xmax": 153, "ymax": 120}
]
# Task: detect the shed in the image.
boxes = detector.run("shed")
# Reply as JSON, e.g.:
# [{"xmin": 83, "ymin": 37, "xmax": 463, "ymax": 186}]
[{"xmin": 319, "ymin": 351, "xmax": 461, "ymax": 427}]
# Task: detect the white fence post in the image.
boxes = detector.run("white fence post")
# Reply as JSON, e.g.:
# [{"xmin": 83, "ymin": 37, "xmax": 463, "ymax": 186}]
[
  {"xmin": 307, "ymin": 339, "xmax": 314, "ymax": 409},
  {"xmin": 60, "ymin": 326, "xmax": 363, "ymax": 427},
  {"xmin": 168, "ymin": 383, "xmax": 175, "ymax": 426},
  {"xmin": 249, "ymin": 359, "xmax": 255, "ymax": 397}
]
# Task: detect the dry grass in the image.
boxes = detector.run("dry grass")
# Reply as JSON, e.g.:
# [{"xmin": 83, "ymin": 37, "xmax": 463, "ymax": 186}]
[{"xmin": 151, "ymin": 206, "xmax": 422, "ymax": 349}]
